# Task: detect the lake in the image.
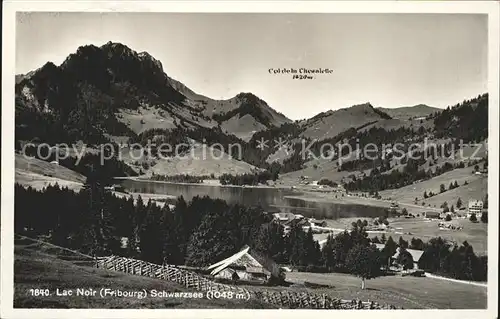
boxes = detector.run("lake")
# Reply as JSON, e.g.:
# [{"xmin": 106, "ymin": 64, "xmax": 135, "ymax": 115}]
[{"xmin": 116, "ymin": 179, "xmax": 387, "ymax": 220}]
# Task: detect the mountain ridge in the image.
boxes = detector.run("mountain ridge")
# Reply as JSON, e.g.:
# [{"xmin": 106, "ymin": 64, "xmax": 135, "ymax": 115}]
[
  {"xmin": 377, "ymin": 104, "xmax": 440, "ymax": 120},
  {"xmin": 15, "ymin": 41, "xmax": 291, "ymax": 143}
]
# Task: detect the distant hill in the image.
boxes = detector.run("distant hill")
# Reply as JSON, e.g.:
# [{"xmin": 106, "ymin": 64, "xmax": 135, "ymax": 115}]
[
  {"xmin": 377, "ymin": 104, "xmax": 440, "ymax": 120},
  {"xmin": 299, "ymin": 103, "xmax": 392, "ymax": 140}
]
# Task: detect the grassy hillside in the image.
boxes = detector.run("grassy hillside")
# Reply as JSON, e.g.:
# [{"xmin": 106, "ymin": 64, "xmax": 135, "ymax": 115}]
[
  {"xmin": 379, "ymin": 166, "xmax": 486, "ymax": 204},
  {"xmin": 377, "ymin": 104, "xmax": 440, "ymax": 120},
  {"xmin": 15, "ymin": 153, "xmax": 86, "ymax": 191},
  {"xmin": 220, "ymin": 114, "xmax": 267, "ymax": 141},
  {"xmin": 15, "ymin": 170, "xmax": 84, "ymax": 192},
  {"xmin": 15, "ymin": 153, "xmax": 86, "ymax": 183},
  {"xmin": 300, "ymin": 103, "xmax": 387, "ymax": 140},
  {"xmin": 120, "ymin": 142, "xmax": 260, "ymax": 177},
  {"xmin": 322, "ymin": 215, "xmax": 487, "ymax": 254},
  {"xmin": 14, "ymin": 239, "xmax": 273, "ymax": 309},
  {"xmin": 286, "ymin": 271, "xmax": 486, "ymax": 309}
]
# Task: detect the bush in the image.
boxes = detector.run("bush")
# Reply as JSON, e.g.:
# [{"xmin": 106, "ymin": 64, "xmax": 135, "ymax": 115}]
[
  {"xmin": 469, "ymin": 213, "xmax": 477, "ymax": 222},
  {"xmin": 445, "ymin": 214, "xmax": 452, "ymax": 222}
]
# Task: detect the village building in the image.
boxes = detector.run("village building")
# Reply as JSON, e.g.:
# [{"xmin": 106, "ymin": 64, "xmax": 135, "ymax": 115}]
[
  {"xmin": 423, "ymin": 211, "xmax": 441, "ymax": 219},
  {"xmin": 467, "ymin": 200, "xmax": 484, "ymax": 218},
  {"xmin": 272, "ymin": 212, "xmax": 326, "ymax": 233},
  {"xmin": 206, "ymin": 245, "xmax": 282, "ymax": 284}
]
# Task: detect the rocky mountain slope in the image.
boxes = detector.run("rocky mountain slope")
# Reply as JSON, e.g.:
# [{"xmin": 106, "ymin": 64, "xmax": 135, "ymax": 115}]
[{"xmin": 15, "ymin": 42, "xmax": 291, "ymax": 145}]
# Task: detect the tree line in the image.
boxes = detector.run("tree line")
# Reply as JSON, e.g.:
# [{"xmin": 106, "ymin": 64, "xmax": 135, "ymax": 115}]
[
  {"xmin": 345, "ymin": 160, "xmax": 464, "ymax": 192},
  {"xmin": 150, "ymin": 173, "xmax": 210, "ymax": 184},
  {"xmin": 219, "ymin": 170, "xmax": 278, "ymax": 186},
  {"xmin": 433, "ymin": 93, "xmax": 488, "ymax": 143}
]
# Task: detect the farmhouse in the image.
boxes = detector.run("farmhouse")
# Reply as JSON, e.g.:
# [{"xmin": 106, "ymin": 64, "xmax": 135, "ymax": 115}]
[
  {"xmin": 207, "ymin": 245, "xmax": 282, "ymax": 283},
  {"xmin": 375, "ymin": 244, "xmax": 424, "ymax": 270},
  {"xmin": 393, "ymin": 247, "xmax": 424, "ymax": 270}
]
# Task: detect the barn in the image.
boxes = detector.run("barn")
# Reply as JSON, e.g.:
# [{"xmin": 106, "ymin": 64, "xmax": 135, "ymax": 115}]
[{"xmin": 207, "ymin": 245, "xmax": 282, "ymax": 284}]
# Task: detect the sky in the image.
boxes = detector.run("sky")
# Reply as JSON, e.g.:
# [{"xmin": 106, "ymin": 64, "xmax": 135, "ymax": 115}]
[{"xmin": 16, "ymin": 12, "xmax": 488, "ymax": 120}]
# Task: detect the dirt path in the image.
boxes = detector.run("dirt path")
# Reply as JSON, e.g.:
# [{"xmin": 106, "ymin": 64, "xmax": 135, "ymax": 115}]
[{"xmin": 425, "ymin": 273, "xmax": 487, "ymax": 287}]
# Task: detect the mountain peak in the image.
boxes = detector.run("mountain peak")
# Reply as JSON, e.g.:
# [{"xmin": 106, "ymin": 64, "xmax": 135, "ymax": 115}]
[
  {"xmin": 101, "ymin": 41, "xmax": 133, "ymax": 54},
  {"xmin": 233, "ymin": 92, "xmax": 264, "ymax": 106},
  {"xmin": 138, "ymin": 51, "xmax": 164, "ymax": 72},
  {"xmin": 235, "ymin": 92, "xmax": 259, "ymax": 100},
  {"xmin": 347, "ymin": 102, "xmax": 376, "ymax": 113}
]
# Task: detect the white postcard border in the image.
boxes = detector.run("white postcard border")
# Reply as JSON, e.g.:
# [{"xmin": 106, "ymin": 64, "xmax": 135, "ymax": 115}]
[{"xmin": 2, "ymin": 1, "xmax": 498, "ymax": 319}]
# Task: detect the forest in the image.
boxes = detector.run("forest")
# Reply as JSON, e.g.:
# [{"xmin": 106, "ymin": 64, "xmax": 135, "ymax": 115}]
[
  {"xmin": 433, "ymin": 93, "xmax": 488, "ymax": 143},
  {"xmin": 219, "ymin": 170, "xmax": 279, "ymax": 186},
  {"xmin": 15, "ymin": 180, "xmax": 487, "ymax": 282}
]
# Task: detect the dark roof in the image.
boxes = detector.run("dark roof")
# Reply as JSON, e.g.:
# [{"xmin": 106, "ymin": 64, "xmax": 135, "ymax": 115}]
[{"xmin": 425, "ymin": 211, "xmax": 440, "ymax": 216}]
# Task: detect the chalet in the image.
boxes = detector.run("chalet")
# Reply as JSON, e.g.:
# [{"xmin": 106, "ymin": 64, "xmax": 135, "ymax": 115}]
[
  {"xmin": 390, "ymin": 202, "xmax": 399, "ymax": 209},
  {"xmin": 287, "ymin": 217, "xmax": 309, "ymax": 228},
  {"xmin": 393, "ymin": 247, "xmax": 424, "ymax": 270},
  {"xmin": 207, "ymin": 245, "xmax": 282, "ymax": 283},
  {"xmin": 105, "ymin": 184, "xmax": 126, "ymax": 193},
  {"xmin": 308, "ymin": 218, "xmax": 327, "ymax": 227},
  {"xmin": 272, "ymin": 212, "xmax": 296, "ymax": 223},
  {"xmin": 375, "ymin": 244, "xmax": 424, "ymax": 270}
]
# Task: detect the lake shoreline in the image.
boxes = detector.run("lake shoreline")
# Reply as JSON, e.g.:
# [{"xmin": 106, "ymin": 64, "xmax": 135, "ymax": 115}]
[
  {"xmin": 115, "ymin": 176, "xmax": 399, "ymax": 209},
  {"xmin": 114, "ymin": 176, "xmax": 286, "ymax": 189}
]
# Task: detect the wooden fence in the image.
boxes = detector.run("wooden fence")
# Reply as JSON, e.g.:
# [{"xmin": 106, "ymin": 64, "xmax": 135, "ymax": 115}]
[{"xmin": 95, "ymin": 255, "xmax": 398, "ymax": 309}]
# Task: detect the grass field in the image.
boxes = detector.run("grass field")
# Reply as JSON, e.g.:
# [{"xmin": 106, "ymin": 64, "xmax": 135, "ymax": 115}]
[
  {"xmin": 414, "ymin": 177, "xmax": 487, "ymax": 209},
  {"xmin": 382, "ymin": 217, "xmax": 487, "ymax": 254},
  {"xmin": 379, "ymin": 166, "xmax": 487, "ymax": 205},
  {"xmin": 15, "ymin": 153, "xmax": 86, "ymax": 183},
  {"xmin": 13, "ymin": 242, "xmax": 273, "ymax": 309},
  {"xmin": 285, "ymin": 271, "xmax": 487, "ymax": 309},
  {"xmin": 15, "ymin": 153, "xmax": 86, "ymax": 191},
  {"xmin": 316, "ymin": 216, "xmax": 487, "ymax": 254},
  {"xmin": 13, "ymin": 236, "xmax": 487, "ymax": 310}
]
